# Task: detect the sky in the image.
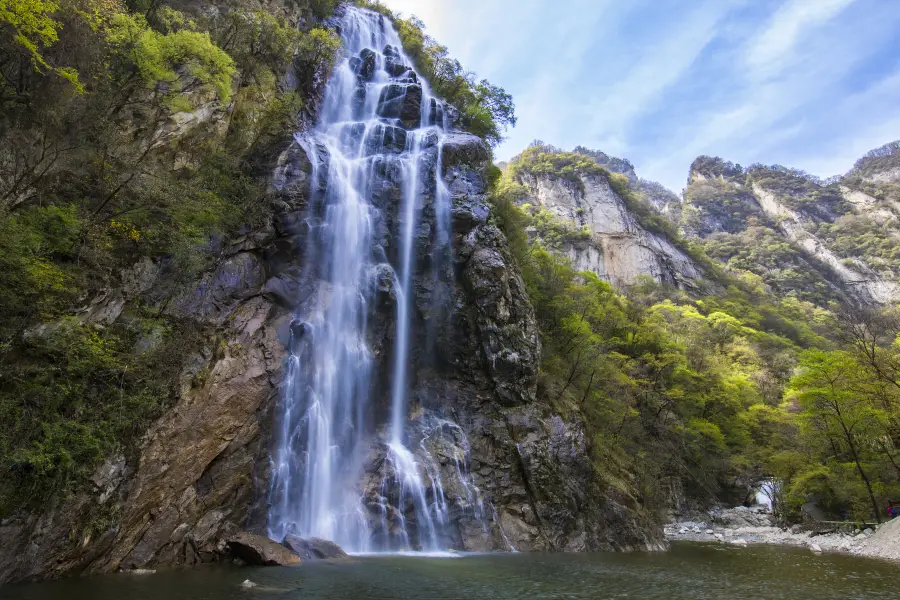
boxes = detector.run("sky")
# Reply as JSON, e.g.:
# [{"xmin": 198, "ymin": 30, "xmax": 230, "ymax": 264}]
[{"xmin": 379, "ymin": 0, "xmax": 900, "ymax": 192}]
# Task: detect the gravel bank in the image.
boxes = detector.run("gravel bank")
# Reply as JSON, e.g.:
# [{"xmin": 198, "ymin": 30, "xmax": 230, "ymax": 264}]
[{"xmin": 666, "ymin": 506, "xmax": 900, "ymax": 561}]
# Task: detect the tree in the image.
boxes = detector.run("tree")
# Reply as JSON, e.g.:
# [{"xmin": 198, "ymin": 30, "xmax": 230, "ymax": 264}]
[{"xmin": 789, "ymin": 350, "xmax": 884, "ymax": 523}]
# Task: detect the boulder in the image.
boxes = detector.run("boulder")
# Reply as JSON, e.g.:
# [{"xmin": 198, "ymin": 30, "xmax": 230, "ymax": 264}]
[
  {"xmin": 365, "ymin": 123, "xmax": 408, "ymax": 154},
  {"xmin": 376, "ymin": 83, "xmax": 422, "ymax": 129},
  {"xmin": 441, "ymin": 133, "xmax": 490, "ymax": 171},
  {"xmin": 225, "ymin": 532, "xmax": 301, "ymax": 566},
  {"xmin": 356, "ymin": 48, "xmax": 376, "ymax": 81},
  {"xmin": 282, "ymin": 535, "xmax": 349, "ymax": 560}
]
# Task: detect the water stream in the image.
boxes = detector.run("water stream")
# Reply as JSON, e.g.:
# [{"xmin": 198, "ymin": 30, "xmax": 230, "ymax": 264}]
[{"xmin": 268, "ymin": 6, "xmax": 477, "ymax": 552}]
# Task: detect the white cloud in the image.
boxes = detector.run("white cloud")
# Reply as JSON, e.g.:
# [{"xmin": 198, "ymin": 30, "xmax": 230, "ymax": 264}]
[
  {"xmin": 744, "ymin": 0, "xmax": 858, "ymax": 79},
  {"xmin": 585, "ymin": 3, "xmax": 736, "ymax": 142}
]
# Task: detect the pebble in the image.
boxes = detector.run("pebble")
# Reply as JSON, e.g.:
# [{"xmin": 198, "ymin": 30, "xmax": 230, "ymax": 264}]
[
  {"xmin": 809, "ymin": 543, "xmax": 823, "ymax": 553},
  {"xmin": 705, "ymin": 529, "xmax": 714, "ymax": 535},
  {"xmin": 714, "ymin": 533, "xmax": 724, "ymax": 541}
]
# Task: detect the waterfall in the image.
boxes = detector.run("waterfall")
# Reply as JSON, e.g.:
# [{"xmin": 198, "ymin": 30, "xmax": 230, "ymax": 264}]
[{"xmin": 267, "ymin": 7, "xmax": 486, "ymax": 553}]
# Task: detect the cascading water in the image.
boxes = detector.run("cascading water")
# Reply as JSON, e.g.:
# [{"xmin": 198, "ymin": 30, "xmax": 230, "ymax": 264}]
[{"xmin": 268, "ymin": 6, "xmax": 487, "ymax": 553}]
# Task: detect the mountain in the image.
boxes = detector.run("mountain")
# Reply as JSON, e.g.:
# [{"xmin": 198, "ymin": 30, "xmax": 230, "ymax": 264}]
[
  {"xmin": 501, "ymin": 141, "xmax": 900, "ymax": 309},
  {"xmin": 502, "ymin": 143, "xmax": 708, "ymax": 293},
  {"xmin": 684, "ymin": 147, "xmax": 900, "ymax": 306}
]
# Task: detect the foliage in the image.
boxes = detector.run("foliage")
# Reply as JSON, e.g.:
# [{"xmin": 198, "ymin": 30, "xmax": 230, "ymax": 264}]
[
  {"xmin": 784, "ymin": 349, "xmax": 900, "ymax": 522},
  {"xmin": 816, "ymin": 214, "xmax": 900, "ymax": 277},
  {"xmin": 850, "ymin": 140, "xmax": 900, "ymax": 177},
  {"xmin": 703, "ymin": 226, "xmax": 841, "ymax": 305},
  {"xmin": 0, "ymin": 0, "xmax": 83, "ymax": 91},
  {"xmin": 357, "ymin": 1, "xmax": 515, "ymax": 146},
  {"xmin": 487, "ymin": 164, "xmax": 814, "ymax": 514},
  {"xmin": 0, "ymin": 316, "xmax": 192, "ymax": 513},
  {"xmin": 683, "ymin": 179, "xmax": 761, "ymax": 236},
  {"xmin": 0, "ymin": 0, "xmax": 340, "ymax": 510},
  {"xmin": 690, "ymin": 155, "xmax": 744, "ymax": 180}
]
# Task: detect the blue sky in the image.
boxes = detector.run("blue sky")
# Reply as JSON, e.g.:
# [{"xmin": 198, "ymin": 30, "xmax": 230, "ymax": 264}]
[{"xmin": 381, "ymin": 0, "xmax": 900, "ymax": 192}]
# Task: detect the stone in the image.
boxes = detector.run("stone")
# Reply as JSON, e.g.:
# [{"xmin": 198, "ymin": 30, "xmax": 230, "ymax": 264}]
[
  {"xmin": 375, "ymin": 83, "xmax": 422, "ymax": 129},
  {"xmin": 365, "ymin": 123, "xmax": 408, "ymax": 154},
  {"xmin": 282, "ymin": 535, "xmax": 348, "ymax": 560},
  {"xmin": 441, "ymin": 133, "xmax": 490, "ymax": 172},
  {"xmin": 704, "ymin": 529, "xmax": 714, "ymax": 535},
  {"xmin": 809, "ymin": 543, "xmax": 823, "ymax": 553},
  {"xmin": 241, "ymin": 579, "xmax": 257, "ymax": 588},
  {"xmin": 356, "ymin": 48, "xmax": 376, "ymax": 81},
  {"xmin": 225, "ymin": 533, "xmax": 301, "ymax": 566}
]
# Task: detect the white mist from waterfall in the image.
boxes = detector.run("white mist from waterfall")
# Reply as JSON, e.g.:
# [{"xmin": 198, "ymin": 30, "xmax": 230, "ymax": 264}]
[{"xmin": 268, "ymin": 7, "xmax": 485, "ymax": 553}]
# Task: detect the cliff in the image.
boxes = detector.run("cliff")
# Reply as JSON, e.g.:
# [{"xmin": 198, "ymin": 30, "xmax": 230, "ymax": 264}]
[
  {"xmin": 505, "ymin": 145, "xmax": 707, "ymax": 293},
  {"xmin": 684, "ymin": 148, "xmax": 900, "ymax": 306},
  {"xmin": 0, "ymin": 3, "xmax": 663, "ymax": 582}
]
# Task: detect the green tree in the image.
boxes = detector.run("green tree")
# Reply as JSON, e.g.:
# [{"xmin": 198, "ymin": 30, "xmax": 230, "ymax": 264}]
[{"xmin": 789, "ymin": 350, "xmax": 885, "ymax": 522}]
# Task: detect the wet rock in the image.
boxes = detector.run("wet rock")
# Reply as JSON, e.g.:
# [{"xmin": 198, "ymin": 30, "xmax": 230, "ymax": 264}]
[
  {"xmin": 376, "ymin": 83, "xmax": 423, "ymax": 129},
  {"xmin": 428, "ymin": 98, "xmax": 444, "ymax": 126},
  {"xmin": 356, "ymin": 48, "xmax": 376, "ymax": 81},
  {"xmin": 462, "ymin": 226, "xmax": 540, "ymax": 405},
  {"xmin": 282, "ymin": 535, "xmax": 348, "ymax": 560},
  {"xmin": 365, "ymin": 123, "xmax": 408, "ymax": 154},
  {"xmin": 441, "ymin": 133, "xmax": 490, "ymax": 172},
  {"xmin": 226, "ymin": 532, "xmax": 301, "ymax": 566}
]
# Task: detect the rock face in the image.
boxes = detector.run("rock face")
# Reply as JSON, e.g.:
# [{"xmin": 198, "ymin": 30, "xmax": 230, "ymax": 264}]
[
  {"xmin": 683, "ymin": 153, "xmax": 900, "ymax": 306},
  {"xmin": 226, "ymin": 532, "xmax": 301, "ymax": 566},
  {"xmin": 0, "ymin": 103, "xmax": 663, "ymax": 585},
  {"xmin": 515, "ymin": 170, "xmax": 704, "ymax": 292}
]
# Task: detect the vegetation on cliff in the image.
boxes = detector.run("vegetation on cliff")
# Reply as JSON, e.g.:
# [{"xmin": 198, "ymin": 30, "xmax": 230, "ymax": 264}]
[
  {"xmin": 490, "ymin": 147, "xmax": 900, "ymax": 523},
  {"xmin": 0, "ymin": 0, "xmax": 340, "ymax": 514}
]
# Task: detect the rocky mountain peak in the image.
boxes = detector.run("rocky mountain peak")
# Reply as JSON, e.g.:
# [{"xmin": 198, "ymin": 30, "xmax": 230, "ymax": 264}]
[{"xmin": 688, "ymin": 155, "xmax": 745, "ymax": 185}]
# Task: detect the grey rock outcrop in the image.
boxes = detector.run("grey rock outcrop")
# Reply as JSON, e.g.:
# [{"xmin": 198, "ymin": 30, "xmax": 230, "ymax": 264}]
[
  {"xmin": 282, "ymin": 535, "xmax": 348, "ymax": 560},
  {"xmin": 226, "ymin": 532, "xmax": 301, "ymax": 566},
  {"xmin": 516, "ymin": 170, "xmax": 704, "ymax": 291}
]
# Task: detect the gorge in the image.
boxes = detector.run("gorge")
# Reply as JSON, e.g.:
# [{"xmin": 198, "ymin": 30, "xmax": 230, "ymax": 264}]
[{"xmin": 2, "ymin": 0, "xmax": 900, "ymax": 593}]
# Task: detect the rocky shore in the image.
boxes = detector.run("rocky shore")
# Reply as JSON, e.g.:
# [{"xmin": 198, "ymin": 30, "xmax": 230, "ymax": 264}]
[{"xmin": 666, "ymin": 506, "xmax": 900, "ymax": 562}]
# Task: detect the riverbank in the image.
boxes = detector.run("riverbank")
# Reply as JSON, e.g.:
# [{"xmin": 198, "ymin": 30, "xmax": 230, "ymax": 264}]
[{"xmin": 666, "ymin": 506, "xmax": 900, "ymax": 561}]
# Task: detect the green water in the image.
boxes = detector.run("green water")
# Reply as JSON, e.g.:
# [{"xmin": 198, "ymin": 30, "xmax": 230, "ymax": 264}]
[{"xmin": 2, "ymin": 543, "xmax": 898, "ymax": 599}]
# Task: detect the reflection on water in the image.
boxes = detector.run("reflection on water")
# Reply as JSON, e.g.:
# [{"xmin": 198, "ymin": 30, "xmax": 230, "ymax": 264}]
[{"xmin": 2, "ymin": 543, "xmax": 898, "ymax": 600}]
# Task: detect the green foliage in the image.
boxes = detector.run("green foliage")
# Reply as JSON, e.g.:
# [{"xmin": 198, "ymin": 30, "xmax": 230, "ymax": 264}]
[
  {"xmin": 784, "ymin": 349, "xmax": 900, "ymax": 522},
  {"xmin": 683, "ymin": 179, "xmax": 761, "ymax": 236},
  {"xmin": 0, "ymin": 0, "xmax": 83, "ymax": 91},
  {"xmin": 358, "ymin": 2, "xmax": 515, "ymax": 146},
  {"xmin": 816, "ymin": 214, "xmax": 900, "ymax": 277},
  {"xmin": 103, "ymin": 10, "xmax": 235, "ymax": 103},
  {"xmin": 0, "ymin": 315, "xmax": 192, "ymax": 513},
  {"xmin": 0, "ymin": 0, "xmax": 341, "ymax": 510},
  {"xmin": 487, "ymin": 166, "xmax": 813, "ymax": 512},
  {"xmin": 703, "ymin": 225, "xmax": 841, "ymax": 305}
]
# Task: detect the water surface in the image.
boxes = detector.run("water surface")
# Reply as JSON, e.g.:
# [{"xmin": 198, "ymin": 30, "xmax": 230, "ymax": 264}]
[{"xmin": 3, "ymin": 544, "xmax": 898, "ymax": 599}]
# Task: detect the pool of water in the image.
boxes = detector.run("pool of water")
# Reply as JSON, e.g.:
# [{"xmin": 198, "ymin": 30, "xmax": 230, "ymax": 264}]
[{"xmin": 2, "ymin": 543, "xmax": 897, "ymax": 600}]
